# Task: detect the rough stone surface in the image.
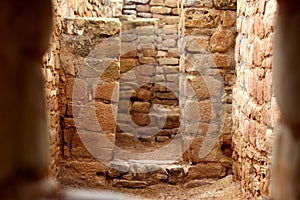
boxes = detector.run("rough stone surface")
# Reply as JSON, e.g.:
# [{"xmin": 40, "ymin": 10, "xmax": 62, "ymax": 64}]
[
  {"xmin": 185, "ymin": 9, "xmax": 221, "ymax": 28},
  {"xmin": 214, "ymin": 0, "xmax": 237, "ymax": 10},
  {"xmin": 211, "ymin": 30, "xmax": 235, "ymax": 52},
  {"xmin": 232, "ymin": 0, "xmax": 279, "ymax": 199},
  {"xmin": 49, "ymin": 0, "xmax": 240, "ymax": 193}
]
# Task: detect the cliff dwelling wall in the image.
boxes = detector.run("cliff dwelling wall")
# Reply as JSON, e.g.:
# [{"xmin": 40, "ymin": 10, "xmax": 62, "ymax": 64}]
[
  {"xmin": 43, "ymin": 0, "xmax": 281, "ymax": 199},
  {"xmin": 232, "ymin": 0, "xmax": 279, "ymax": 198}
]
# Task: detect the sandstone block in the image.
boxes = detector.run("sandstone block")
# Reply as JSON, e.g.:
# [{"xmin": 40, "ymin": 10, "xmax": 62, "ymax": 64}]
[
  {"xmin": 136, "ymin": 26, "xmax": 155, "ymax": 35},
  {"xmin": 223, "ymin": 11, "xmax": 236, "ymax": 28},
  {"xmin": 158, "ymin": 114, "xmax": 180, "ymax": 129},
  {"xmin": 187, "ymin": 136, "xmax": 223, "ymax": 163},
  {"xmin": 139, "ymin": 57, "xmax": 156, "ymax": 64},
  {"xmin": 132, "ymin": 113, "xmax": 151, "ymax": 126},
  {"xmin": 125, "ymin": 0, "xmax": 150, "ymax": 4},
  {"xmin": 157, "ymin": 129, "xmax": 173, "ymax": 136},
  {"xmin": 156, "ymin": 136, "xmax": 170, "ymax": 142},
  {"xmin": 64, "ymin": 118, "xmax": 76, "ymax": 129},
  {"xmin": 137, "ymin": 5, "xmax": 150, "ymax": 12},
  {"xmin": 154, "ymin": 83, "xmax": 167, "ymax": 92},
  {"xmin": 185, "ymin": 9, "xmax": 220, "ymax": 28},
  {"xmin": 121, "ymin": 50, "xmax": 139, "ymax": 58},
  {"xmin": 156, "ymin": 92, "xmax": 177, "ymax": 100},
  {"xmin": 133, "ymin": 102, "xmax": 151, "ymax": 113},
  {"xmin": 123, "ymin": 5, "xmax": 136, "ymax": 9},
  {"xmin": 158, "ymin": 58, "xmax": 179, "ymax": 65},
  {"xmin": 66, "ymin": 78, "xmax": 88, "ymax": 100},
  {"xmin": 136, "ymin": 74, "xmax": 154, "ymax": 83},
  {"xmin": 63, "ymin": 161, "xmax": 106, "ymax": 177},
  {"xmin": 155, "ymin": 74, "xmax": 165, "ymax": 82},
  {"xmin": 139, "ymin": 65, "xmax": 155, "ymax": 76},
  {"xmin": 151, "ymin": 6, "xmax": 172, "ymax": 14},
  {"xmin": 139, "ymin": 35, "xmax": 155, "ymax": 44},
  {"xmin": 123, "ymin": 10, "xmax": 137, "ymax": 15},
  {"xmin": 150, "ymin": 0, "xmax": 164, "ymax": 6},
  {"xmin": 89, "ymin": 38, "xmax": 121, "ymax": 58},
  {"xmin": 212, "ymin": 54, "xmax": 232, "ymax": 68},
  {"xmin": 95, "ymin": 82, "xmax": 119, "ymax": 102},
  {"xmin": 100, "ymin": 60, "xmax": 120, "ymax": 82},
  {"xmin": 136, "ymin": 126, "xmax": 159, "ymax": 137},
  {"xmin": 77, "ymin": 102, "xmax": 116, "ymax": 133},
  {"xmin": 165, "ymin": 16, "xmax": 180, "ymax": 24},
  {"xmin": 185, "ymin": 0, "xmax": 213, "ymax": 7},
  {"xmin": 199, "ymin": 100, "xmax": 216, "ymax": 122},
  {"xmin": 137, "ymin": 13, "xmax": 153, "ymax": 18},
  {"xmin": 95, "ymin": 102, "xmax": 117, "ymax": 132},
  {"xmin": 213, "ymin": 0, "xmax": 237, "ymax": 10},
  {"xmin": 253, "ymin": 38, "xmax": 263, "ymax": 66},
  {"xmin": 121, "ymin": 42, "xmax": 138, "ymax": 58},
  {"xmin": 60, "ymin": 54, "xmax": 75, "ymax": 76},
  {"xmin": 254, "ymin": 15, "xmax": 265, "ymax": 39},
  {"xmin": 160, "ymin": 24, "xmax": 178, "ymax": 34},
  {"xmin": 107, "ymin": 168, "xmax": 124, "ymax": 178},
  {"xmin": 211, "ymin": 30, "xmax": 235, "ymax": 53},
  {"xmin": 136, "ymin": 87, "xmax": 152, "ymax": 100},
  {"xmin": 185, "ymin": 37, "xmax": 209, "ymax": 53},
  {"xmin": 73, "ymin": 132, "xmax": 115, "ymax": 161},
  {"xmin": 62, "ymin": 18, "xmax": 121, "ymax": 36},
  {"xmin": 153, "ymin": 99, "xmax": 179, "ymax": 106},
  {"xmin": 165, "ymin": 0, "xmax": 178, "ymax": 7},
  {"xmin": 166, "ymin": 74, "xmax": 179, "ymax": 83},
  {"xmin": 172, "ymin": 8, "xmax": 180, "ymax": 15},
  {"xmin": 142, "ymin": 48, "xmax": 156, "ymax": 57},
  {"xmin": 187, "ymin": 76, "xmax": 222, "ymax": 98},
  {"xmin": 120, "ymin": 58, "xmax": 138, "ymax": 73},
  {"xmin": 184, "ymin": 100, "xmax": 200, "ymax": 123},
  {"xmin": 162, "ymin": 39, "xmax": 177, "ymax": 47},
  {"xmin": 187, "ymin": 163, "xmax": 226, "ymax": 179}
]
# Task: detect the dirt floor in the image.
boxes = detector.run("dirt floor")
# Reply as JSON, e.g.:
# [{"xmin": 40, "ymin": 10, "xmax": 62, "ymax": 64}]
[{"xmin": 111, "ymin": 175, "xmax": 242, "ymax": 200}]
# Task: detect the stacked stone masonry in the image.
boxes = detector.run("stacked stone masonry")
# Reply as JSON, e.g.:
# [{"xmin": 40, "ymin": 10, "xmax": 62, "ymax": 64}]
[
  {"xmin": 117, "ymin": 18, "xmax": 181, "ymax": 152},
  {"xmin": 44, "ymin": 0, "xmax": 64, "ymax": 178},
  {"xmin": 44, "ymin": 0, "xmax": 282, "ymax": 198},
  {"xmin": 232, "ymin": 0, "xmax": 279, "ymax": 199},
  {"xmin": 45, "ymin": 0, "xmax": 240, "ymax": 189},
  {"xmin": 180, "ymin": 0, "xmax": 237, "ymax": 174},
  {"xmin": 61, "ymin": 0, "xmax": 123, "ymax": 18},
  {"xmin": 58, "ymin": 17, "xmax": 121, "ymax": 187}
]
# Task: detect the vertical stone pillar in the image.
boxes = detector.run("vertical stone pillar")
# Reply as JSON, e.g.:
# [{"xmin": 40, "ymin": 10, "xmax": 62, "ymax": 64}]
[
  {"xmin": 59, "ymin": 17, "xmax": 121, "ymax": 187},
  {"xmin": 180, "ymin": 0, "xmax": 236, "ymax": 179}
]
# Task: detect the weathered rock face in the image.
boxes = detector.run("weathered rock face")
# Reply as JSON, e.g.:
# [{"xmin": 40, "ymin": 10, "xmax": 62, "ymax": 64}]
[{"xmin": 232, "ymin": 0, "xmax": 279, "ymax": 199}]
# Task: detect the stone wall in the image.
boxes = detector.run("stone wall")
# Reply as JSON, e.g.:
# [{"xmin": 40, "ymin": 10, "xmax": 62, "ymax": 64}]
[
  {"xmin": 122, "ymin": 0, "xmax": 179, "ymax": 18},
  {"xmin": 58, "ymin": 17, "xmax": 121, "ymax": 187},
  {"xmin": 232, "ymin": 0, "xmax": 279, "ymax": 198},
  {"xmin": 60, "ymin": 0, "xmax": 123, "ymax": 18},
  {"xmin": 47, "ymin": 0, "xmax": 239, "ymax": 190},
  {"xmin": 179, "ymin": 0, "xmax": 237, "ymax": 178},
  {"xmin": 46, "ymin": 0, "xmax": 122, "ymax": 181},
  {"xmin": 44, "ymin": 0, "xmax": 64, "ymax": 179},
  {"xmin": 119, "ymin": 0, "xmax": 181, "ymax": 150}
]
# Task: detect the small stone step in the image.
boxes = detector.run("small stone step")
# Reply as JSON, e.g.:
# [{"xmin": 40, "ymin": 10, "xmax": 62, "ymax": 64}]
[{"xmin": 112, "ymin": 179, "xmax": 148, "ymax": 188}]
